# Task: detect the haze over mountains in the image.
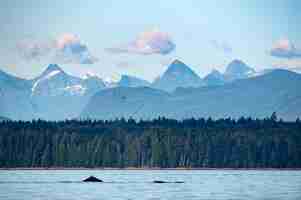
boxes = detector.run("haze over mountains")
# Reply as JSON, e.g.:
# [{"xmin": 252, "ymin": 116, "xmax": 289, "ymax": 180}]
[{"xmin": 1, "ymin": 59, "xmax": 301, "ymax": 121}]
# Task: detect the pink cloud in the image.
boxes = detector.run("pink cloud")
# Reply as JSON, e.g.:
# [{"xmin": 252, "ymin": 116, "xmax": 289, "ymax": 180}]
[
  {"xmin": 106, "ymin": 29, "xmax": 175, "ymax": 55},
  {"xmin": 55, "ymin": 33, "xmax": 81, "ymax": 49},
  {"xmin": 17, "ymin": 33, "xmax": 98, "ymax": 64},
  {"xmin": 53, "ymin": 33, "xmax": 98, "ymax": 64},
  {"xmin": 270, "ymin": 39, "xmax": 301, "ymax": 59}
]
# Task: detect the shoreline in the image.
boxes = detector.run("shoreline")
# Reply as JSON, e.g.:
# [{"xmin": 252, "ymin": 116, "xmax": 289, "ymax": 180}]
[{"xmin": 1, "ymin": 167, "xmax": 301, "ymax": 171}]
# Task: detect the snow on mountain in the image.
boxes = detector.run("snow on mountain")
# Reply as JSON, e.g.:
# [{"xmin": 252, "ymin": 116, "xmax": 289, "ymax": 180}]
[
  {"xmin": 82, "ymin": 71, "xmax": 100, "ymax": 80},
  {"xmin": 28, "ymin": 64, "xmax": 107, "ymax": 120},
  {"xmin": 103, "ymin": 76, "xmax": 119, "ymax": 88},
  {"xmin": 63, "ymin": 84, "xmax": 87, "ymax": 96},
  {"xmin": 32, "ymin": 70, "xmax": 61, "ymax": 93},
  {"xmin": 2, "ymin": 60, "xmax": 301, "ymax": 121},
  {"xmin": 31, "ymin": 64, "xmax": 105, "ymax": 97},
  {"xmin": 31, "ymin": 65, "xmax": 81, "ymax": 96}
]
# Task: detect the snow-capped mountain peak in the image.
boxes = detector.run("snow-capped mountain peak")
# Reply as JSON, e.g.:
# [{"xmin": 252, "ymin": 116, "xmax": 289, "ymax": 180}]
[
  {"xmin": 204, "ymin": 69, "xmax": 225, "ymax": 86},
  {"xmin": 62, "ymin": 84, "xmax": 87, "ymax": 96},
  {"xmin": 166, "ymin": 59, "xmax": 194, "ymax": 74},
  {"xmin": 31, "ymin": 64, "xmax": 65, "ymax": 94},
  {"xmin": 152, "ymin": 59, "xmax": 204, "ymax": 92},
  {"xmin": 44, "ymin": 70, "xmax": 61, "ymax": 80},
  {"xmin": 224, "ymin": 59, "xmax": 255, "ymax": 81},
  {"xmin": 103, "ymin": 75, "xmax": 120, "ymax": 88},
  {"xmin": 31, "ymin": 64, "xmax": 82, "ymax": 96},
  {"xmin": 41, "ymin": 64, "xmax": 64, "ymax": 76}
]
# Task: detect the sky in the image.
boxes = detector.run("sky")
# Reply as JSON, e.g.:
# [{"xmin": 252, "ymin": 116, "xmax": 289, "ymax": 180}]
[{"xmin": 0, "ymin": 0, "xmax": 300, "ymax": 81}]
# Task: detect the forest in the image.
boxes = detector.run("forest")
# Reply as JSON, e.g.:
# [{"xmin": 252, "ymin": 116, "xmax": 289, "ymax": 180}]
[{"xmin": 0, "ymin": 114, "xmax": 301, "ymax": 168}]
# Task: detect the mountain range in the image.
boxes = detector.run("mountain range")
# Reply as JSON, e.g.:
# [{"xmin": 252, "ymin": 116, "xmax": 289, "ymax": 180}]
[
  {"xmin": 82, "ymin": 69, "xmax": 301, "ymax": 121},
  {"xmin": 0, "ymin": 64, "xmax": 106, "ymax": 120},
  {"xmin": 1, "ymin": 59, "xmax": 300, "ymax": 121}
]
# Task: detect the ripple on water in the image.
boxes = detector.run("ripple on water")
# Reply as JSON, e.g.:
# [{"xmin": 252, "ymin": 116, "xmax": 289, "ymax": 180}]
[{"xmin": 0, "ymin": 170, "xmax": 300, "ymax": 200}]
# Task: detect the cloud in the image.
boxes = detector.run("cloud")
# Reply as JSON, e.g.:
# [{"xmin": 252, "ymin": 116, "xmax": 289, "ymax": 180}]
[
  {"xmin": 106, "ymin": 29, "xmax": 176, "ymax": 55},
  {"xmin": 210, "ymin": 40, "xmax": 232, "ymax": 54},
  {"xmin": 53, "ymin": 33, "xmax": 98, "ymax": 64},
  {"xmin": 116, "ymin": 61, "xmax": 131, "ymax": 68},
  {"xmin": 17, "ymin": 39, "xmax": 53, "ymax": 61},
  {"xmin": 270, "ymin": 39, "xmax": 301, "ymax": 59},
  {"xmin": 17, "ymin": 33, "xmax": 98, "ymax": 64}
]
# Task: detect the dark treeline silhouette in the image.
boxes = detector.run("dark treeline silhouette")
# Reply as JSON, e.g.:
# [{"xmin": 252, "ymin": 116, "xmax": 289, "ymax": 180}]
[{"xmin": 1, "ymin": 114, "xmax": 301, "ymax": 168}]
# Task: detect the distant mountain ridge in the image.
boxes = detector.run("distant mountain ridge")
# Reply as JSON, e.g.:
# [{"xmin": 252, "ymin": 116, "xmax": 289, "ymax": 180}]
[{"xmin": 82, "ymin": 69, "xmax": 301, "ymax": 121}]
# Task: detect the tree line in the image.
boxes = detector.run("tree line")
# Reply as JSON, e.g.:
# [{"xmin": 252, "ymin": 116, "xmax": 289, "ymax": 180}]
[{"xmin": 0, "ymin": 114, "xmax": 301, "ymax": 168}]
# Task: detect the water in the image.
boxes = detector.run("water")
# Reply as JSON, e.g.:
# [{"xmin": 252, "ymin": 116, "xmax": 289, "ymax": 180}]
[{"xmin": 0, "ymin": 170, "xmax": 300, "ymax": 200}]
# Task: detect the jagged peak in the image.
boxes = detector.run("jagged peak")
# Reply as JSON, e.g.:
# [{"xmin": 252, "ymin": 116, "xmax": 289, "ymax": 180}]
[
  {"xmin": 204, "ymin": 68, "xmax": 225, "ymax": 86},
  {"xmin": 210, "ymin": 69, "xmax": 222, "ymax": 75},
  {"xmin": 171, "ymin": 59, "xmax": 185, "ymax": 65},
  {"xmin": 166, "ymin": 59, "xmax": 195, "ymax": 74},
  {"xmin": 225, "ymin": 59, "xmax": 254, "ymax": 75},
  {"xmin": 229, "ymin": 59, "xmax": 245, "ymax": 65},
  {"xmin": 45, "ymin": 64, "xmax": 63, "ymax": 72},
  {"xmin": 37, "ymin": 64, "xmax": 64, "ymax": 79}
]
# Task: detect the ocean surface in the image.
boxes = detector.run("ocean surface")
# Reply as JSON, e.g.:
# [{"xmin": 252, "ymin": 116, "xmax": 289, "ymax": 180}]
[{"xmin": 0, "ymin": 170, "xmax": 300, "ymax": 200}]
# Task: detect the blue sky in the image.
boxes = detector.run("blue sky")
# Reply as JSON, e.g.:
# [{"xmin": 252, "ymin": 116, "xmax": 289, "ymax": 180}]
[{"xmin": 0, "ymin": 0, "xmax": 300, "ymax": 81}]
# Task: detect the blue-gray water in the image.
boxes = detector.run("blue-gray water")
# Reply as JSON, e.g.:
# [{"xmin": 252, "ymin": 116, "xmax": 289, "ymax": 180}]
[{"xmin": 0, "ymin": 170, "xmax": 301, "ymax": 200}]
